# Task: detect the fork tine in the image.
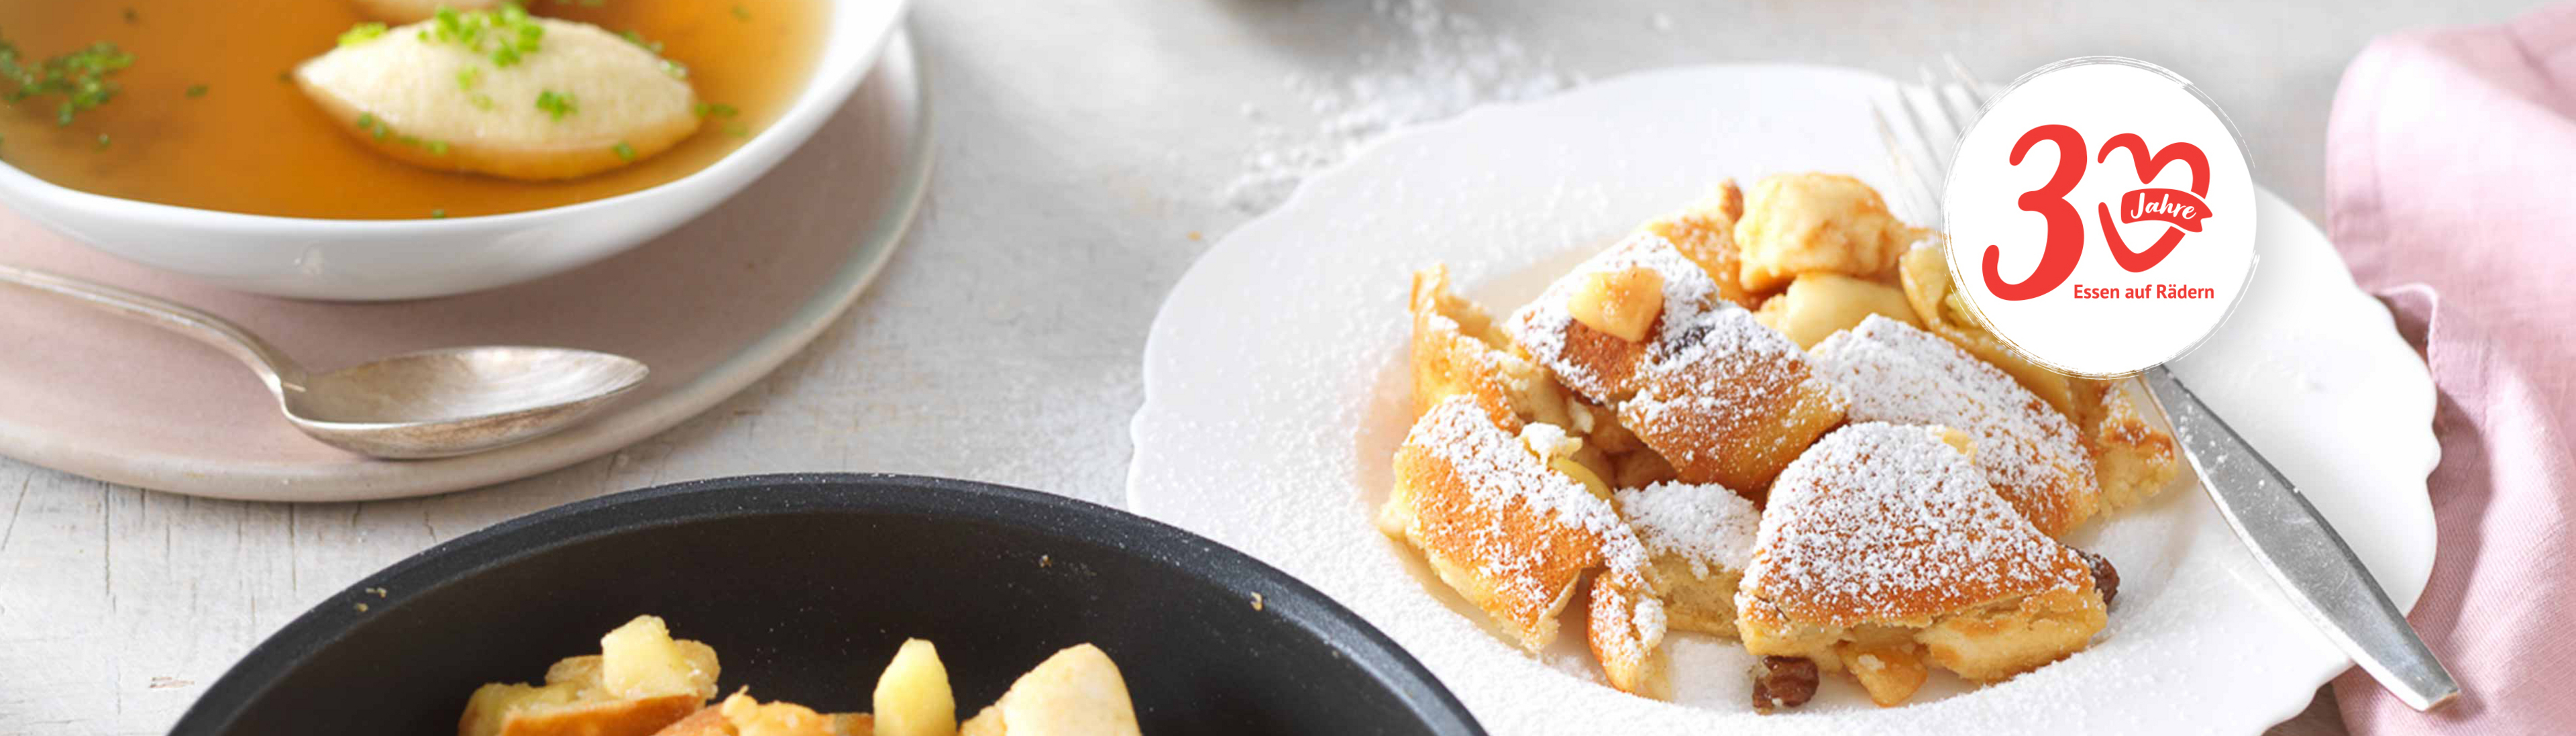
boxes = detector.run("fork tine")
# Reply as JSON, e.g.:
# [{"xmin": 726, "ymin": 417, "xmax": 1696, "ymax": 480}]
[
  {"xmin": 1872, "ymin": 97, "xmax": 1943, "ymax": 221},
  {"xmin": 1934, "ymin": 57, "xmax": 1992, "ymax": 146},
  {"xmin": 1941, "ymin": 54, "xmax": 1990, "ymax": 105},
  {"xmin": 1896, "ymin": 72, "xmax": 1960, "ymax": 176}
]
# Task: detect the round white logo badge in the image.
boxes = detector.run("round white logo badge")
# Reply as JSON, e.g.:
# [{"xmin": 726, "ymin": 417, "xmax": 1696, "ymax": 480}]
[{"xmin": 1944, "ymin": 57, "xmax": 2257, "ymax": 377}]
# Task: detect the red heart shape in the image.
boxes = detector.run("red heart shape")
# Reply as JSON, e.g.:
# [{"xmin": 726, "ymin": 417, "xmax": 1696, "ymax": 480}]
[{"xmin": 2094, "ymin": 134, "xmax": 2211, "ymax": 272}]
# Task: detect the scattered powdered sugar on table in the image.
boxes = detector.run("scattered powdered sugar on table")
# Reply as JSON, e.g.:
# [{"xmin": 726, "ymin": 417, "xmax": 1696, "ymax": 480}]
[
  {"xmin": 1224, "ymin": 0, "xmax": 1573, "ymax": 211},
  {"xmin": 1615, "ymin": 480, "xmax": 1761, "ymax": 576}
]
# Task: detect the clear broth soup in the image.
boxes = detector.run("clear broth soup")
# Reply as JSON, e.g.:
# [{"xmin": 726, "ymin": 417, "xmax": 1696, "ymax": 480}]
[{"xmin": 0, "ymin": 0, "xmax": 824, "ymax": 219}]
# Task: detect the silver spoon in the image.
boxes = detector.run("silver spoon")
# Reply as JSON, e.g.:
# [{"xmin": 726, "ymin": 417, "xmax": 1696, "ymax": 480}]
[{"xmin": 0, "ymin": 264, "xmax": 647, "ymax": 459}]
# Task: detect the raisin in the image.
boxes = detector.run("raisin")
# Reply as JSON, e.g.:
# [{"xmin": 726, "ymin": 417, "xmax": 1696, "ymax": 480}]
[
  {"xmin": 2078, "ymin": 549, "xmax": 2120, "ymax": 606},
  {"xmin": 1750, "ymin": 655, "xmax": 1819, "ymax": 713}
]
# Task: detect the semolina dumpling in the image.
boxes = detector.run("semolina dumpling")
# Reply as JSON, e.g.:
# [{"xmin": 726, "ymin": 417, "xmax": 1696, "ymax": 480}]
[
  {"xmin": 297, "ymin": 10, "xmax": 699, "ymax": 180},
  {"xmin": 352, "ymin": 0, "xmax": 503, "ymax": 25}
]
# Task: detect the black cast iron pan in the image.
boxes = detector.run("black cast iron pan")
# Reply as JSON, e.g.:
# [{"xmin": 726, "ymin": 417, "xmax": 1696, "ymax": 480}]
[{"xmin": 170, "ymin": 474, "xmax": 1483, "ymax": 735}]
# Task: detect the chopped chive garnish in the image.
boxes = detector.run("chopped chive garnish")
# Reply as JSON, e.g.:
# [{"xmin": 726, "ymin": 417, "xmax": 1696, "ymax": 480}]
[
  {"xmin": 694, "ymin": 102, "xmax": 737, "ymax": 118},
  {"xmin": 469, "ymin": 93, "xmax": 495, "ymax": 110},
  {"xmin": 426, "ymin": 140, "xmax": 450, "ymax": 156},
  {"xmin": 0, "ymin": 36, "xmax": 138, "ymax": 125},
  {"xmin": 427, "ymin": 3, "xmax": 547, "ymax": 67},
  {"xmin": 455, "ymin": 66, "xmax": 481, "ymax": 91},
  {"xmin": 338, "ymin": 22, "xmax": 389, "ymax": 47},
  {"xmin": 356, "ymin": 112, "xmax": 391, "ymax": 140},
  {"xmin": 660, "ymin": 59, "xmax": 688, "ymax": 80},
  {"xmin": 535, "ymin": 89, "xmax": 576, "ymax": 120},
  {"xmin": 722, "ymin": 121, "xmax": 749, "ymax": 138},
  {"xmin": 730, "ymin": 4, "xmax": 751, "ymax": 20},
  {"xmin": 95, "ymin": 133, "xmax": 111, "ymax": 149},
  {"xmin": 431, "ymin": 209, "xmax": 447, "ymax": 219},
  {"xmin": 611, "ymin": 141, "xmax": 635, "ymax": 160},
  {"xmin": 620, "ymin": 30, "xmax": 664, "ymax": 54},
  {"xmin": 185, "ymin": 83, "xmax": 207, "ymax": 98}
]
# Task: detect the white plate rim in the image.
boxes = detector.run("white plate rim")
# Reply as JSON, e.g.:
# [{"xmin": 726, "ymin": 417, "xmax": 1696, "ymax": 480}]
[
  {"xmin": 1125, "ymin": 62, "xmax": 2438, "ymax": 735},
  {"xmin": 0, "ymin": 29, "xmax": 936, "ymax": 503}
]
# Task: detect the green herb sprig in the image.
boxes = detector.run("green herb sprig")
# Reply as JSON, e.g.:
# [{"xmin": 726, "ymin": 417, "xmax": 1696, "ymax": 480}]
[
  {"xmin": 535, "ymin": 89, "xmax": 576, "ymax": 120},
  {"xmin": 0, "ymin": 36, "xmax": 136, "ymax": 125},
  {"xmin": 428, "ymin": 3, "xmax": 546, "ymax": 68}
]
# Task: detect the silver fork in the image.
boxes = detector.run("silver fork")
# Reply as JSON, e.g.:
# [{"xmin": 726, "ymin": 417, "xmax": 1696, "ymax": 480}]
[{"xmin": 1872, "ymin": 59, "xmax": 2460, "ymax": 713}]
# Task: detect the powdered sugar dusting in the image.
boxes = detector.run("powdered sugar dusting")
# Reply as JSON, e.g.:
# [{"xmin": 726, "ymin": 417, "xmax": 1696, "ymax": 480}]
[
  {"xmin": 1409, "ymin": 396, "xmax": 1647, "ymax": 577},
  {"xmin": 1507, "ymin": 231, "xmax": 1727, "ymax": 398},
  {"xmin": 1619, "ymin": 307, "xmax": 1830, "ymax": 462},
  {"xmin": 1224, "ymin": 0, "xmax": 1573, "ymax": 211},
  {"xmin": 1810, "ymin": 315, "xmax": 2096, "ymax": 532},
  {"xmin": 1137, "ymin": 64, "xmax": 2317, "ymax": 732},
  {"xmin": 1615, "ymin": 480, "xmax": 1762, "ymax": 576},
  {"xmin": 1741, "ymin": 423, "xmax": 2086, "ymax": 625}
]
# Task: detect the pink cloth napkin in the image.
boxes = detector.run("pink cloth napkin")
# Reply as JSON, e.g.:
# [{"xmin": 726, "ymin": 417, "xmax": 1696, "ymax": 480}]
[{"xmin": 2326, "ymin": 3, "xmax": 2576, "ymax": 733}]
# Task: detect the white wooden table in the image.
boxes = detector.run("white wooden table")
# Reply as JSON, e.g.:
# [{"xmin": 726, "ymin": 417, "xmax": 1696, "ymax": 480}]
[{"xmin": 0, "ymin": 1, "xmax": 2510, "ymax": 732}]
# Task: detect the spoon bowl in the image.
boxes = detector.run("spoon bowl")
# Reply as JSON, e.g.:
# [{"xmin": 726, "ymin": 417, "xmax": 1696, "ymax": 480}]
[{"xmin": 288, "ymin": 347, "xmax": 649, "ymax": 458}]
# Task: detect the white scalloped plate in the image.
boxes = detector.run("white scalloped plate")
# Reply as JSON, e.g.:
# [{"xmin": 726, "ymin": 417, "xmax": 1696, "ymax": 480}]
[{"xmin": 1127, "ymin": 64, "xmax": 2435, "ymax": 735}]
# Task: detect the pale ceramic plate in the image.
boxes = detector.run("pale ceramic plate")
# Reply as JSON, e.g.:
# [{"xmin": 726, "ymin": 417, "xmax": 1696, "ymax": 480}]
[
  {"xmin": 1127, "ymin": 65, "xmax": 2436, "ymax": 735},
  {"xmin": 0, "ymin": 32, "xmax": 930, "ymax": 502}
]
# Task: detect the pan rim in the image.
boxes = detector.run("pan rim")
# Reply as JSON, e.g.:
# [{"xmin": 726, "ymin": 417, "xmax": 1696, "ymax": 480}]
[{"xmin": 167, "ymin": 472, "xmax": 1487, "ymax": 736}]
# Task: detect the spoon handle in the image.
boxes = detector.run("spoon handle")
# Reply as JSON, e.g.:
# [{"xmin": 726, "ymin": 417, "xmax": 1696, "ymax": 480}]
[
  {"xmin": 0, "ymin": 264, "xmax": 304, "ymax": 392},
  {"xmin": 2139, "ymin": 364, "xmax": 2458, "ymax": 711}
]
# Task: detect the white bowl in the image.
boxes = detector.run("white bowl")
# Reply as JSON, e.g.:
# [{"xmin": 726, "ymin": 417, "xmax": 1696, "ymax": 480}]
[{"xmin": 0, "ymin": 0, "xmax": 910, "ymax": 301}]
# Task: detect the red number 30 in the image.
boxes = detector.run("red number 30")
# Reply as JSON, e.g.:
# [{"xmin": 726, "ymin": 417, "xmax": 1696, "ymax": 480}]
[{"xmin": 1982, "ymin": 124, "xmax": 2087, "ymax": 301}]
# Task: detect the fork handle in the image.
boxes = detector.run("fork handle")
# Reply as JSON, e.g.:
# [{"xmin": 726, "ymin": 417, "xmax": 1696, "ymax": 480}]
[{"xmin": 2140, "ymin": 365, "xmax": 2459, "ymax": 711}]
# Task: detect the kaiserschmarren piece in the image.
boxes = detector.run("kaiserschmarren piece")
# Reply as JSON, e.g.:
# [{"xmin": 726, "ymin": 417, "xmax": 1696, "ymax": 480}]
[
  {"xmin": 460, "ymin": 615, "xmax": 720, "ymax": 736},
  {"xmin": 1733, "ymin": 423, "xmax": 2109, "ymax": 707},
  {"xmin": 1896, "ymin": 246, "xmax": 2182, "ymax": 512},
  {"xmin": 1585, "ymin": 566, "xmax": 1671, "ymax": 698},
  {"xmin": 1811, "ymin": 316, "xmax": 2102, "ymax": 537},
  {"xmin": 1896, "ymin": 244, "xmax": 2079, "ymax": 413},
  {"xmin": 1380, "ymin": 174, "xmax": 2168, "ymax": 711},
  {"xmin": 1733, "ymin": 173, "xmax": 1928, "ymax": 292},
  {"xmin": 1507, "ymin": 233, "xmax": 1847, "ymax": 493},
  {"xmin": 1381, "ymin": 396, "xmax": 1647, "ymax": 653},
  {"xmin": 1409, "ymin": 265, "xmax": 1572, "ymax": 431},
  {"xmin": 1638, "ymin": 181, "xmax": 1760, "ymax": 309},
  {"xmin": 2068, "ymin": 378, "xmax": 2183, "ymax": 511},
  {"xmin": 1614, "ymin": 480, "xmax": 1762, "ymax": 638}
]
